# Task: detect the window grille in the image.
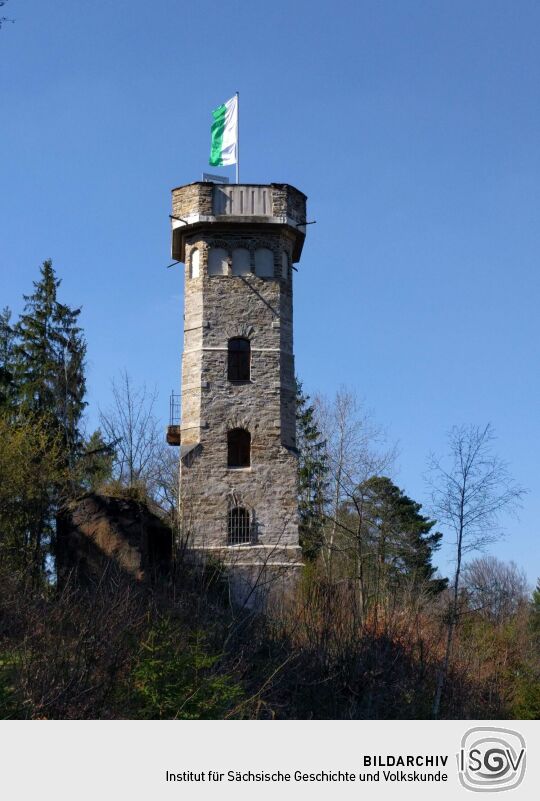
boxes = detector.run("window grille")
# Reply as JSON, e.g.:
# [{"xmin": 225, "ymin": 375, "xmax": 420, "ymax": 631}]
[
  {"xmin": 227, "ymin": 428, "xmax": 251, "ymax": 468},
  {"xmin": 228, "ymin": 337, "xmax": 250, "ymax": 382},
  {"xmin": 228, "ymin": 507, "xmax": 251, "ymax": 545}
]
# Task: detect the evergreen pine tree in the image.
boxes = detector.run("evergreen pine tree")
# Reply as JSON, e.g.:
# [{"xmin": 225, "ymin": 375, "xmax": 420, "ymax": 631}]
[
  {"xmin": 0, "ymin": 306, "xmax": 16, "ymax": 410},
  {"xmin": 79, "ymin": 429, "xmax": 115, "ymax": 492},
  {"xmin": 347, "ymin": 476, "xmax": 447, "ymax": 596},
  {"xmin": 530, "ymin": 579, "xmax": 540, "ymax": 640},
  {"xmin": 14, "ymin": 260, "xmax": 87, "ymax": 458},
  {"xmin": 296, "ymin": 380, "xmax": 328, "ymax": 560},
  {"xmin": 5, "ymin": 261, "xmax": 87, "ymax": 582}
]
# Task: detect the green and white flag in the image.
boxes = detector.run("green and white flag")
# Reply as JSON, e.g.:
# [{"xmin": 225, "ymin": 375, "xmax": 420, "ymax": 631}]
[{"xmin": 209, "ymin": 95, "xmax": 238, "ymax": 167}]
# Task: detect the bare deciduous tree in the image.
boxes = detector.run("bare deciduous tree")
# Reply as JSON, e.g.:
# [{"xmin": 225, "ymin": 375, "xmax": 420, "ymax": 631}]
[
  {"xmin": 99, "ymin": 372, "xmax": 181, "ymax": 524},
  {"xmin": 99, "ymin": 371, "xmax": 162, "ymax": 490},
  {"xmin": 427, "ymin": 423, "xmax": 526, "ymax": 716},
  {"xmin": 152, "ymin": 444, "xmax": 180, "ymax": 525},
  {"xmin": 314, "ymin": 387, "xmax": 396, "ymax": 587},
  {"xmin": 462, "ymin": 556, "xmax": 529, "ymax": 624}
]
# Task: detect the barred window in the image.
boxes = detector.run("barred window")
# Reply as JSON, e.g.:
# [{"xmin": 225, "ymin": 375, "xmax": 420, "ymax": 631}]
[
  {"xmin": 228, "ymin": 507, "xmax": 251, "ymax": 545},
  {"xmin": 227, "ymin": 428, "xmax": 250, "ymax": 468},
  {"xmin": 228, "ymin": 337, "xmax": 250, "ymax": 381}
]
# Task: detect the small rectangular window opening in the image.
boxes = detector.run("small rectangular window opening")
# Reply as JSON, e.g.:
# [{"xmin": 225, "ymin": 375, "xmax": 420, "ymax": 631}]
[
  {"xmin": 227, "ymin": 428, "xmax": 251, "ymax": 468},
  {"xmin": 228, "ymin": 507, "xmax": 251, "ymax": 545},
  {"xmin": 228, "ymin": 337, "xmax": 251, "ymax": 382}
]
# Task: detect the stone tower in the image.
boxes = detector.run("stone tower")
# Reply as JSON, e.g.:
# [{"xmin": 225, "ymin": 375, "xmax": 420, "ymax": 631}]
[{"xmin": 169, "ymin": 182, "xmax": 307, "ymax": 604}]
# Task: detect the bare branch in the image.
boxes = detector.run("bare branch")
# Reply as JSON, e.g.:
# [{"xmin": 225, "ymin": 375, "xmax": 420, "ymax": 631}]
[{"xmin": 427, "ymin": 422, "xmax": 527, "ymax": 716}]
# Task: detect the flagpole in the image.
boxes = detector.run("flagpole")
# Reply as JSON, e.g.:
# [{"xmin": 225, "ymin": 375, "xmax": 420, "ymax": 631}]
[{"xmin": 235, "ymin": 91, "xmax": 239, "ymax": 184}]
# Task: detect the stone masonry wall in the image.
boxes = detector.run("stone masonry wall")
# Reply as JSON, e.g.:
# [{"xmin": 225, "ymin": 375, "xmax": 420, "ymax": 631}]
[
  {"xmin": 172, "ymin": 182, "xmax": 306, "ymax": 231},
  {"xmin": 180, "ymin": 229, "xmax": 299, "ymax": 559},
  {"xmin": 173, "ymin": 183, "xmax": 306, "ymax": 576},
  {"xmin": 172, "ymin": 182, "xmax": 213, "ymax": 219}
]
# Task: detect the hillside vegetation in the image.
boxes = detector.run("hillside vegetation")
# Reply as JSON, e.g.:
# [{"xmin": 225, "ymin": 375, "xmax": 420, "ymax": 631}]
[{"xmin": 0, "ymin": 262, "xmax": 538, "ymax": 719}]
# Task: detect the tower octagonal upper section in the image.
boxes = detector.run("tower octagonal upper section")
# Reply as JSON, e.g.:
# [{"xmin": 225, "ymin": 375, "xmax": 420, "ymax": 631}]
[{"xmin": 171, "ymin": 182, "xmax": 307, "ymax": 263}]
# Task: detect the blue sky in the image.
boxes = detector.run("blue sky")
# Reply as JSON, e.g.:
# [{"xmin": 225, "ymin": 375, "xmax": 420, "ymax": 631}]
[{"xmin": 1, "ymin": 0, "xmax": 539, "ymax": 584}]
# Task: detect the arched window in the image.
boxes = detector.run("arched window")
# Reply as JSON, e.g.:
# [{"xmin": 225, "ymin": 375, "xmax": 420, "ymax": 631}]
[
  {"xmin": 228, "ymin": 337, "xmax": 250, "ymax": 381},
  {"xmin": 232, "ymin": 248, "xmax": 251, "ymax": 276},
  {"xmin": 208, "ymin": 247, "xmax": 228, "ymax": 276},
  {"xmin": 190, "ymin": 248, "xmax": 200, "ymax": 279},
  {"xmin": 227, "ymin": 428, "xmax": 251, "ymax": 468},
  {"xmin": 254, "ymin": 248, "xmax": 274, "ymax": 278},
  {"xmin": 281, "ymin": 251, "xmax": 289, "ymax": 280},
  {"xmin": 228, "ymin": 507, "xmax": 251, "ymax": 545}
]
